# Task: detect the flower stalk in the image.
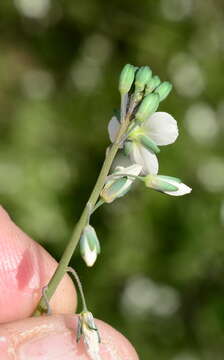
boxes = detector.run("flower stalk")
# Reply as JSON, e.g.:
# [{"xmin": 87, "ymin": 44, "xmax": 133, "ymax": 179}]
[{"xmin": 33, "ymin": 97, "xmax": 132, "ymax": 316}]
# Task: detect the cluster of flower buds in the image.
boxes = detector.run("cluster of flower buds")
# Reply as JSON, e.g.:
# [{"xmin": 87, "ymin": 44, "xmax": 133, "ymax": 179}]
[{"xmin": 107, "ymin": 63, "xmax": 191, "ymax": 195}]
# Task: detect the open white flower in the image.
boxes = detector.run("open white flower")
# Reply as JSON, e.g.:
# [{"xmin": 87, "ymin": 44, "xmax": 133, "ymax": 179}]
[
  {"xmin": 108, "ymin": 112, "xmax": 178, "ymax": 174},
  {"xmin": 144, "ymin": 175, "xmax": 192, "ymax": 196}
]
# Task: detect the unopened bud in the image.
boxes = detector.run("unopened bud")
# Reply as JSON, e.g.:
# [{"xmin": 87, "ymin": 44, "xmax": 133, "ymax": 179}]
[
  {"xmin": 119, "ymin": 64, "xmax": 136, "ymax": 95},
  {"xmin": 100, "ymin": 164, "xmax": 142, "ymax": 203},
  {"xmin": 145, "ymin": 75, "xmax": 161, "ymax": 95},
  {"xmin": 135, "ymin": 93, "xmax": 160, "ymax": 123},
  {"xmin": 80, "ymin": 225, "xmax": 100, "ymax": 267},
  {"xmin": 155, "ymin": 81, "xmax": 172, "ymax": 101},
  {"xmin": 144, "ymin": 174, "xmax": 192, "ymax": 196},
  {"xmin": 135, "ymin": 66, "xmax": 152, "ymax": 92}
]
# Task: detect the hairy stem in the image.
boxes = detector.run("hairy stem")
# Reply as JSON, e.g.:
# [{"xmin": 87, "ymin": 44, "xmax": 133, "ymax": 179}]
[{"xmin": 33, "ymin": 111, "xmax": 131, "ymax": 316}]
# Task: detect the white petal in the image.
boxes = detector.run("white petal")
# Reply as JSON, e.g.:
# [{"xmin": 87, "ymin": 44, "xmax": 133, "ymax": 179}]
[
  {"xmin": 144, "ymin": 112, "xmax": 179, "ymax": 145},
  {"xmin": 164, "ymin": 179, "xmax": 192, "ymax": 196},
  {"xmin": 108, "ymin": 116, "xmax": 120, "ymax": 144},
  {"xmin": 115, "ymin": 163, "xmax": 142, "ymax": 176},
  {"xmin": 83, "ymin": 239, "xmax": 97, "ymax": 267},
  {"xmin": 130, "ymin": 143, "xmax": 159, "ymax": 175}
]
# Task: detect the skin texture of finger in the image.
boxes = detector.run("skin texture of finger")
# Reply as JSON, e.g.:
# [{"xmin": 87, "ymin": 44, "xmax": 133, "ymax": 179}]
[
  {"xmin": 0, "ymin": 314, "xmax": 139, "ymax": 360},
  {"xmin": 0, "ymin": 206, "xmax": 77, "ymax": 323}
]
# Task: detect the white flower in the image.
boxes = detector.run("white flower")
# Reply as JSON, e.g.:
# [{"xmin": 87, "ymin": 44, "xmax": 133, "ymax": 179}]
[
  {"xmin": 108, "ymin": 112, "xmax": 178, "ymax": 174},
  {"xmin": 144, "ymin": 175, "xmax": 192, "ymax": 196},
  {"xmin": 100, "ymin": 164, "xmax": 142, "ymax": 203},
  {"xmin": 77, "ymin": 311, "xmax": 101, "ymax": 360},
  {"xmin": 80, "ymin": 225, "xmax": 100, "ymax": 267}
]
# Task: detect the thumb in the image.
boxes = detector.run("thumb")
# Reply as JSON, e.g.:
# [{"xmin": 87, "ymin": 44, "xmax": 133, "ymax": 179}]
[
  {"xmin": 0, "ymin": 205, "xmax": 76, "ymax": 323},
  {"xmin": 0, "ymin": 314, "xmax": 139, "ymax": 360}
]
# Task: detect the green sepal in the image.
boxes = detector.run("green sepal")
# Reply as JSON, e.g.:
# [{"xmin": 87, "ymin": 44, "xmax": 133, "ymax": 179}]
[
  {"xmin": 135, "ymin": 66, "xmax": 152, "ymax": 92},
  {"xmin": 155, "ymin": 81, "xmax": 172, "ymax": 101},
  {"xmin": 105, "ymin": 177, "xmax": 127, "ymax": 197},
  {"xmin": 135, "ymin": 93, "xmax": 160, "ymax": 123},
  {"xmin": 79, "ymin": 233, "xmax": 86, "ymax": 257},
  {"xmin": 153, "ymin": 179, "xmax": 179, "ymax": 192},
  {"xmin": 145, "ymin": 75, "xmax": 161, "ymax": 95},
  {"xmin": 80, "ymin": 225, "xmax": 100, "ymax": 253},
  {"xmin": 76, "ymin": 316, "xmax": 83, "ymax": 343},
  {"xmin": 124, "ymin": 141, "xmax": 133, "ymax": 156},
  {"xmin": 119, "ymin": 64, "xmax": 136, "ymax": 95},
  {"xmin": 157, "ymin": 175, "xmax": 182, "ymax": 183},
  {"xmin": 138, "ymin": 134, "xmax": 160, "ymax": 154}
]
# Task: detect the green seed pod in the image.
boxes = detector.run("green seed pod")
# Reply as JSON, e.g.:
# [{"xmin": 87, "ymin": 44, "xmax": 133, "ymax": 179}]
[
  {"xmin": 138, "ymin": 134, "xmax": 160, "ymax": 154},
  {"xmin": 155, "ymin": 81, "xmax": 172, "ymax": 101},
  {"xmin": 119, "ymin": 64, "xmax": 136, "ymax": 95},
  {"xmin": 145, "ymin": 75, "xmax": 161, "ymax": 95},
  {"xmin": 135, "ymin": 93, "xmax": 160, "ymax": 123},
  {"xmin": 135, "ymin": 66, "xmax": 152, "ymax": 92}
]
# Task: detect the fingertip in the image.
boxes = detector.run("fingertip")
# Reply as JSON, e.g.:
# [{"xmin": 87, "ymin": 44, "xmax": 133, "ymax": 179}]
[{"xmin": 0, "ymin": 315, "xmax": 139, "ymax": 360}]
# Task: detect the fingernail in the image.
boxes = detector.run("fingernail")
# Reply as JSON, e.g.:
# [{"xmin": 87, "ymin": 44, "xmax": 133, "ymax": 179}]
[{"xmin": 17, "ymin": 331, "xmax": 77, "ymax": 360}]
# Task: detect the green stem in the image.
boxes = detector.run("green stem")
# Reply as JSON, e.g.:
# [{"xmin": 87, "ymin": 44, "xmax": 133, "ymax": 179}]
[{"xmin": 33, "ymin": 111, "xmax": 131, "ymax": 316}]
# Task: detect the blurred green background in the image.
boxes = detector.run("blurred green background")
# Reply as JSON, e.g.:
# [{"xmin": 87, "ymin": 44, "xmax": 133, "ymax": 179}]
[{"xmin": 0, "ymin": 0, "xmax": 224, "ymax": 358}]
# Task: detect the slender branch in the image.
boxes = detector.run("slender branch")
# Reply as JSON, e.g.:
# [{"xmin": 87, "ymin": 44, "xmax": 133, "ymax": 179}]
[
  {"xmin": 33, "ymin": 111, "xmax": 131, "ymax": 316},
  {"xmin": 67, "ymin": 267, "xmax": 88, "ymax": 312}
]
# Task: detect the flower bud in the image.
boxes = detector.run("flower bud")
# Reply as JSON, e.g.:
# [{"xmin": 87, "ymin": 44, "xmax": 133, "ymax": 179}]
[
  {"xmin": 100, "ymin": 164, "xmax": 142, "ymax": 203},
  {"xmin": 144, "ymin": 174, "xmax": 192, "ymax": 196},
  {"xmin": 135, "ymin": 93, "xmax": 160, "ymax": 123},
  {"xmin": 77, "ymin": 311, "xmax": 101, "ymax": 360},
  {"xmin": 145, "ymin": 75, "xmax": 161, "ymax": 95},
  {"xmin": 135, "ymin": 66, "xmax": 152, "ymax": 92},
  {"xmin": 80, "ymin": 225, "xmax": 100, "ymax": 267},
  {"xmin": 155, "ymin": 81, "xmax": 172, "ymax": 101},
  {"xmin": 119, "ymin": 64, "xmax": 136, "ymax": 95}
]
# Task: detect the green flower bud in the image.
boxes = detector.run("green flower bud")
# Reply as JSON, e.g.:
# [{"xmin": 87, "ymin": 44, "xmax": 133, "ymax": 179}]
[
  {"xmin": 135, "ymin": 66, "xmax": 152, "ymax": 92},
  {"xmin": 145, "ymin": 75, "xmax": 161, "ymax": 95},
  {"xmin": 119, "ymin": 64, "xmax": 136, "ymax": 95},
  {"xmin": 143, "ymin": 174, "xmax": 192, "ymax": 196},
  {"xmin": 135, "ymin": 93, "xmax": 160, "ymax": 123},
  {"xmin": 80, "ymin": 225, "xmax": 100, "ymax": 267},
  {"xmin": 155, "ymin": 81, "xmax": 172, "ymax": 101},
  {"xmin": 138, "ymin": 134, "xmax": 160, "ymax": 154}
]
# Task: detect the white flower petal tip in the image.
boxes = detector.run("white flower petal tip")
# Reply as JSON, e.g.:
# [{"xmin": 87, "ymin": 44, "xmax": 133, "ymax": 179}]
[
  {"xmin": 144, "ymin": 175, "xmax": 192, "ymax": 196},
  {"xmin": 129, "ymin": 142, "xmax": 159, "ymax": 175},
  {"xmin": 108, "ymin": 116, "xmax": 123, "ymax": 147},
  {"xmin": 164, "ymin": 182, "xmax": 192, "ymax": 196},
  {"xmin": 144, "ymin": 112, "xmax": 179, "ymax": 146},
  {"xmin": 77, "ymin": 311, "xmax": 101, "ymax": 360}
]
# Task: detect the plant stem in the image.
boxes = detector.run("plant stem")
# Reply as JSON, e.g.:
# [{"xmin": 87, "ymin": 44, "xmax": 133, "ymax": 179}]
[{"xmin": 33, "ymin": 111, "xmax": 131, "ymax": 316}]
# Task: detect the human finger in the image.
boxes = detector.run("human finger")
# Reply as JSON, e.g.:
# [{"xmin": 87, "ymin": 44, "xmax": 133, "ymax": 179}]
[
  {"xmin": 0, "ymin": 314, "xmax": 139, "ymax": 360},
  {"xmin": 0, "ymin": 205, "xmax": 77, "ymax": 323}
]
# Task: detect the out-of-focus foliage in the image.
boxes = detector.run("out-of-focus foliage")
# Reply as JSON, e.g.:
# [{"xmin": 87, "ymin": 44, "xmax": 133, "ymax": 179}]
[{"xmin": 0, "ymin": 0, "xmax": 224, "ymax": 358}]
